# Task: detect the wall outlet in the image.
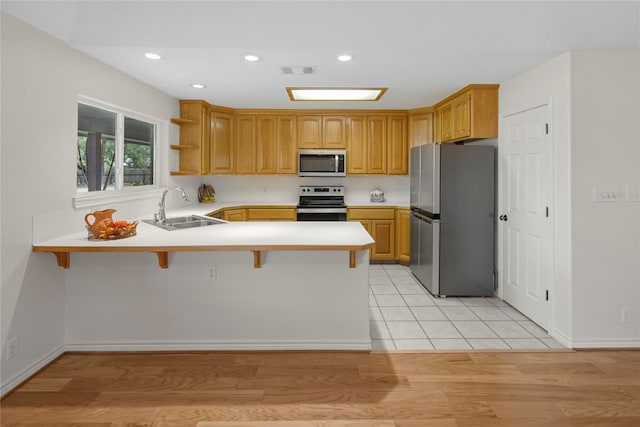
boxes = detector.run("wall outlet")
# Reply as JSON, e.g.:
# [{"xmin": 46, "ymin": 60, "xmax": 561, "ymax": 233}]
[
  {"xmin": 621, "ymin": 307, "xmax": 631, "ymax": 323},
  {"xmin": 6, "ymin": 337, "xmax": 18, "ymax": 360},
  {"xmin": 593, "ymin": 187, "xmax": 622, "ymax": 202},
  {"xmin": 208, "ymin": 265, "xmax": 217, "ymax": 280}
]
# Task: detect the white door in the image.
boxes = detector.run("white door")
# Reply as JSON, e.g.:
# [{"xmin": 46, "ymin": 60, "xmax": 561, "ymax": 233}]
[{"xmin": 500, "ymin": 104, "xmax": 551, "ymax": 330}]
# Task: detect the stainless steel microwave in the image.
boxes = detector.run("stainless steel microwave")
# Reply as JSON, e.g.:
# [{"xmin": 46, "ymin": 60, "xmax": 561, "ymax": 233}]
[{"xmin": 298, "ymin": 150, "xmax": 346, "ymax": 177}]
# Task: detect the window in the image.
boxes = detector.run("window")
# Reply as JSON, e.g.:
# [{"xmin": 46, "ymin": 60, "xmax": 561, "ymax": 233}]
[{"xmin": 77, "ymin": 101, "xmax": 156, "ymax": 193}]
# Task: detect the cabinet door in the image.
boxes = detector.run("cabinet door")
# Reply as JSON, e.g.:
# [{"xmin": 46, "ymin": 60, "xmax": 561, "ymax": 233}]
[
  {"xmin": 388, "ymin": 115, "xmax": 408, "ymax": 175},
  {"xmin": 256, "ymin": 116, "xmax": 277, "ymax": 174},
  {"xmin": 438, "ymin": 103, "xmax": 453, "ymax": 142},
  {"xmin": 346, "ymin": 115, "xmax": 367, "ymax": 174},
  {"xmin": 235, "ymin": 114, "xmax": 256, "ymax": 174},
  {"xmin": 297, "ymin": 116, "xmax": 322, "ymax": 148},
  {"xmin": 395, "ymin": 208, "xmax": 410, "ymax": 263},
  {"xmin": 323, "ymin": 116, "xmax": 346, "ymax": 148},
  {"xmin": 371, "ymin": 220, "xmax": 395, "ymax": 260},
  {"xmin": 368, "ymin": 116, "xmax": 387, "ymax": 174},
  {"xmin": 409, "ymin": 112, "xmax": 433, "ymax": 148},
  {"xmin": 277, "ymin": 115, "xmax": 297, "ymax": 174},
  {"xmin": 452, "ymin": 93, "xmax": 471, "ymax": 140},
  {"xmin": 210, "ymin": 111, "xmax": 234, "ymax": 174},
  {"xmin": 223, "ymin": 209, "xmax": 246, "ymax": 221}
]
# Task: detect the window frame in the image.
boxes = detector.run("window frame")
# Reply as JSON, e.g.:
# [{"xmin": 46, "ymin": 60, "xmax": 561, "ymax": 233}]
[{"xmin": 73, "ymin": 96, "xmax": 166, "ymax": 209}]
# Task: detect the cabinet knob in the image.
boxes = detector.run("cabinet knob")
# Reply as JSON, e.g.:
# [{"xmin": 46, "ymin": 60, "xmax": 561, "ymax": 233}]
[{"xmin": 499, "ymin": 214, "xmax": 508, "ymax": 222}]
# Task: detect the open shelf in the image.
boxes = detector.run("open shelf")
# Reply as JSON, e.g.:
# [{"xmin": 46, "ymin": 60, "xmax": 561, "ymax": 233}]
[
  {"xmin": 170, "ymin": 144, "xmax": 199, "ymax": 150},
  {"xmin": 170, "ymin": 118, "xmax": 198, "ymax": 125},
  {"xmin": 170, "ymin": 170, "xmax": 199, "ymax": 176}
]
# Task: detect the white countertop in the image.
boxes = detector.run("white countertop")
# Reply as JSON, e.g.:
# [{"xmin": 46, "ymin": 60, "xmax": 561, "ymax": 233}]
[{"xmin": 33, "ymin": 220, "xmax": 374, "ymax": 249}]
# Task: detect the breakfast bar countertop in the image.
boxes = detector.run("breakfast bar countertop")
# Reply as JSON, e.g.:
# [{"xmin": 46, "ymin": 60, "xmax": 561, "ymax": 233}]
[{"xmin": 32, "ymin": 218, "xmax": 375, "ymax": 270}]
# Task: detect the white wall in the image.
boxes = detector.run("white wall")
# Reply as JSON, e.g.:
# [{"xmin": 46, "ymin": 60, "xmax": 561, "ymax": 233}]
[
  {"xmin": 0, "ymin": 13, "xmax": 178, "ymax": 394},
  {"xmin": 499, "ymin": 50, "xmax": 640, "ymax": 347},
  {"xmin": 570, "ymin": 51, "xmax": 640, "ymax": 345}
]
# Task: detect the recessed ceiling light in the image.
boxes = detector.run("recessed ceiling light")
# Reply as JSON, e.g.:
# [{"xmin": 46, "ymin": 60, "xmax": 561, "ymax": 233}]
[
  {"xmin": 286, "ymin": 87, "xmax": 387, "ymax": 101},
  {"xmin": 337, "ymin": 54, "xmax": 353, "ymax": 62},
  {"xmin": 191, "ymin": 83, "xmax": 206, "ymax": 89},
  {"xmin": 244, "ymin": 54, "xmax": 261, "ymax": 62},
  {"xmin": 144, "ymin": 52, "xmax": 161, "ymax": 60}
]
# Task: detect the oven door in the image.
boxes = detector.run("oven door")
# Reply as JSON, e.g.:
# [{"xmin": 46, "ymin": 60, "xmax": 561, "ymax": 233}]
[{"xmin": 296, "ymin": 208, "xmax": 347, "ymax": 221}]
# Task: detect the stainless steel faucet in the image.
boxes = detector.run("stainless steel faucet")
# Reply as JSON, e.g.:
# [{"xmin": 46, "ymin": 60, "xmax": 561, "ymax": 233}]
[{"xmin": 156, "ymin": 186, "xmax": 190, "ymax": 223}]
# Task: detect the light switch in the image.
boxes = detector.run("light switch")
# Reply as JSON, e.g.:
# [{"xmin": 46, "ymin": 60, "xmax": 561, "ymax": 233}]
[{"xmin": 626, "ymin": 188, "xmax": 640, "ymax": 202}]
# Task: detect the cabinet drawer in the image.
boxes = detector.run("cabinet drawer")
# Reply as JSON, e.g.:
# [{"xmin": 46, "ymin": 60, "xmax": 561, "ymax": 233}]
[
  {"xmin": 247, "ymin": 208, "xmax": 296, "ymax": 221},
  {"xmin": 348, "ymin": 208, "xmax": 395, "ymax": 220}
]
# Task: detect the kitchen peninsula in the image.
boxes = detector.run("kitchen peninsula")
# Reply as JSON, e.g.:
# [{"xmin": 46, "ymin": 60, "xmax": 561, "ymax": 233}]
[{"xmin": 32, "ymin": 218, "xmax": 374, "ymax": 351}]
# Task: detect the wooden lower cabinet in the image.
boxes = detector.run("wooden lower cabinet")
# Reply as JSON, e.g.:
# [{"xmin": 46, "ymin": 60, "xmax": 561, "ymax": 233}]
[
  {"xmin": 395, "ymin": 208, "xmax": 410, "ymax": 264},
  {"xmin": 223, "ymin": 208, "xmax": 247, "ymax": 222},
  {"xmin": 348, "ymin": 208, "xmax": 396, "ymax": 261},
  {"xmin": 247, "ymin": 207, "xmax": 296, "ymax": 221},
  {"xmin": 220, "ymin": 205, "xmax": 409, "ymax": 262}
]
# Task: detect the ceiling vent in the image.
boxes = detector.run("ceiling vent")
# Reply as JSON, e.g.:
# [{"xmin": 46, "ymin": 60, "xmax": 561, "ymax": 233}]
[{"xmin": 280, "ymin": 65, "xmax": 317, "ymax": 75}]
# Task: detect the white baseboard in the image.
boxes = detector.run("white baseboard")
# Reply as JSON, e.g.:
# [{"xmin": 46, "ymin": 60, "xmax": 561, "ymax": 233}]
[
  {"xmin": 0, "ymin": 344, "xmax": 65, "ymax": 398},
  {"xmin": 569, "ymin": 339, "xmax": 640, "ymax": 349},
  {"xmin": 64, "ymin": 339, "xmax": 372, "ymax": 352},
  {"xmin": 550, "ymin": 328, "xmax": 572, "ymax": 348}
]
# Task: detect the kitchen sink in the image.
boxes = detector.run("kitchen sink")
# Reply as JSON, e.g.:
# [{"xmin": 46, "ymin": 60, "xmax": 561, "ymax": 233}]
[{"xmin": 142, "ymin": 215, "xmax": 226, "ymax": 231}]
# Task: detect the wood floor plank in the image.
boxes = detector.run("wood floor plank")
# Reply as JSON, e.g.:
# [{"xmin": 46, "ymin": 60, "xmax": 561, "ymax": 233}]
[
  {"xmin": 2, "ymin": 350, "xmax": 639, "ymax": 426},
  {"xmin": 17, "ymin": 377, "xmax": 73, "ymax": 392},
  {"xmin": 195, "ymin": 421, "xmax": 396, "ymax": 427}
]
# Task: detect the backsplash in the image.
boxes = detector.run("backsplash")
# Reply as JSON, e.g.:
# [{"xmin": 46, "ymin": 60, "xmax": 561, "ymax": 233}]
[{"xmin": 170, "ymin": 175, "xmax": 410, "ymax": 205}]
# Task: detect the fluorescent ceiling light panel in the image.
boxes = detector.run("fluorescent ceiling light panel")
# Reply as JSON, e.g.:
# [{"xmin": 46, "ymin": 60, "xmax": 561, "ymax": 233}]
[
  {"xmin": 191, "ymin": 83, "xmax": 206, "ymax": 89},
  {"xmin": 337, "ymin": 54, "xmax": 353, "ymax": 62},
  {"xmin": 286, "ymin": 87, "xmax": 387, "ymax": 101},
  {"xmin": 244, "ymin": 54, "xmax": 261, "ymax": 62},
  {"xmin": 144, "ymin": 52, "xmax": 161, "ymax": 60}
]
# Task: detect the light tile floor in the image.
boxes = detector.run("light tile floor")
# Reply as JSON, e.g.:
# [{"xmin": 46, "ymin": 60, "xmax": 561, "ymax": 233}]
[{"xmin": 369, "ymin": 264, "xmax": 565, "ymax": 351}]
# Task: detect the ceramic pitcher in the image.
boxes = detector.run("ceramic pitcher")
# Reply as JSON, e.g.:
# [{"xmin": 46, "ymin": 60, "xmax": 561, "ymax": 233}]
[{"xmin": 84, "ymin": 208, "xmax": 116, "ymax": 236}]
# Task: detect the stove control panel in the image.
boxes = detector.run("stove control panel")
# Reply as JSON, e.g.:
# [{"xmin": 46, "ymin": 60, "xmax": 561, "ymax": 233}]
[{"xmin": 298, "ymin": 185, "xmax": 344, "ymax": 196}]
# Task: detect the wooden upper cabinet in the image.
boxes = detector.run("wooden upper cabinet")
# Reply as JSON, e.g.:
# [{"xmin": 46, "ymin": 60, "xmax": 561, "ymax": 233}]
[
  {"xmin": 322, "ymin": 116, "xmax": 346, "ymax": 148},
  {"xmin": 347, "ymin": 114, "xmax": 408, "ymax": 175},
  {"xmin": 256, "ymin": 115, "xmax": 277, "ymax": 174},
  {"xmin": 409, "ymin": 111, "xmax": 434, "ymax": 148},
  {"xmin": 346, "ymin": 115, "xmax": 367, "ymax": 174},
  {"xmin": 209, "ymin": 108, "xmax": 234, "ymax": 174},
  {"xmin": 297, "ymin": 115, "xmax": 322, "ymax": 148},
  {"xmin": 388, "ymin": 115, "xmax": 408, "ymax": 175},
  {"xmin": 297, "ymin": 115, "xmax": 346, "ymax": 149},
  {"xmin": 276, "ymin": 115, "xmax": 297, "ymax": 174},
  {"xmin": 452, "ymin": 92, "xmax": 471, "ymax": 140},
  {"xmin": 368, "ymin": 116, "xmax": 387, "ymax": 174},
  {"xmin": 170, "ymin": 100, "xmax": 210, "ymax": 175},
  {"xmin": 434, "ymin": 84, "xmax": 499, "ymax": 143},
  {"xmin": 235, "ymin": 114, "xmax": 256, "ymax": 174},
  {"xmin": 437, "ymin": 103, "xmax": 454, "ymax": 142}
]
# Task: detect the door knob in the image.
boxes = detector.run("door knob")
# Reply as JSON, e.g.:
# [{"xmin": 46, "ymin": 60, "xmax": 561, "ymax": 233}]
[{"xmin": 499, "ymin": 214, "xmax": 508, "ymax": 221}]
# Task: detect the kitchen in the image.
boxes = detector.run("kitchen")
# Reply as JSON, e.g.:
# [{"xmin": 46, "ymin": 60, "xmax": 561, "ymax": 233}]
[{"xmin": 1, "ymin": 1, "xmax": 639, "ymax": 417}]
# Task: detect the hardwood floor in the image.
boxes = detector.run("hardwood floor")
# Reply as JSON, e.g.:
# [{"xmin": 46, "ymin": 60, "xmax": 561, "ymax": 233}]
[{"xmin": 2, "ymin": 350, "xmax": 639, "ymax": 426}]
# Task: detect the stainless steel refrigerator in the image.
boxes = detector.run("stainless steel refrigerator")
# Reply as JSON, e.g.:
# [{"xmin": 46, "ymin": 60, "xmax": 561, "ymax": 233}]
[{"xmin": 409, "ymin": 143, "xmax": 495, "ymax": 297}]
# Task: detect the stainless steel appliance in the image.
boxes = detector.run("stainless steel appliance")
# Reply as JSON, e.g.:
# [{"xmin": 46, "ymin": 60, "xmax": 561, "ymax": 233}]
[
  {"xmin": 296, "ymin": 185, "xmax": 347, "ymax": 221},
  {"xmin": 410, "ymin": 143, "xmax": 495, "ymax": 297},
  {"xmin": 298, "ymin": 150, "xmax": 346, "ymax": 177}
]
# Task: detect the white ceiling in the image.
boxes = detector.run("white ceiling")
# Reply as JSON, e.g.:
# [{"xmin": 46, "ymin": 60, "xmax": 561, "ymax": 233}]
[{"xmin": 2, "ymin": 1, "xmax": 638, "ymax": 109}]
